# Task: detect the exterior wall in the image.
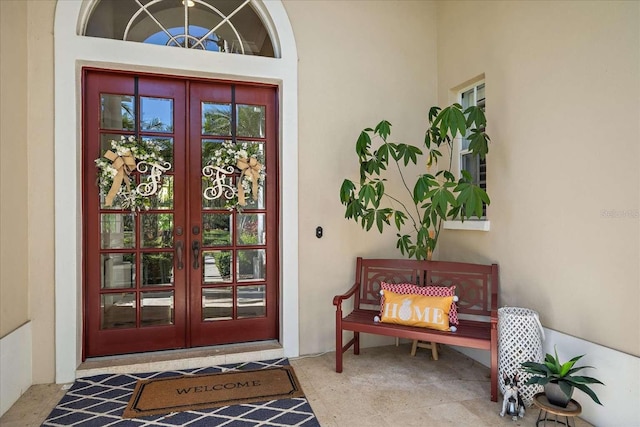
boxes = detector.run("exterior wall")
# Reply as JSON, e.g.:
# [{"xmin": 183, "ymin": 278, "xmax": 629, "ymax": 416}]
[
  {"xmin": 27, "ymin": 0, "xmax": 56, "ymax": 385},
  {"xmin": 0, "ymin": 323, "xmax": 32, "ymax": 416},
  {"xmin": 0, "ymin": 0, "xmax": 56, "ymax": 386},
  {"xmin": 282, "ymin": 0, "xmax": 439, "ymax": 355},
  {"xmin": 436, "ymin": 0, "xmax": 640, "ymax": 357},
  {"xmin": 0, "ymin": 0, "xmax": 30, "ymax": 339},
  {"xmin": 2, "ymin": 2, "xmax": 638, "ymax": 419}
]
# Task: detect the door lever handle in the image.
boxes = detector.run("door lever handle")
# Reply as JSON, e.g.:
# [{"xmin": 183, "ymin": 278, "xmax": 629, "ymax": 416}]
[
  {"xmin": 192, "ymin": 240, "xmax": 200, "ymax": 269},
  {"xmin": 176, "ymin": 240, "xmax": 184, "ymax": 270}
]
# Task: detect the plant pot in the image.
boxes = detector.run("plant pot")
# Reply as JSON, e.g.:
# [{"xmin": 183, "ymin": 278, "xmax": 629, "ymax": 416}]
[{"xmin": 544, "ymin": 382, "xmax": 574, "ymax": 407}]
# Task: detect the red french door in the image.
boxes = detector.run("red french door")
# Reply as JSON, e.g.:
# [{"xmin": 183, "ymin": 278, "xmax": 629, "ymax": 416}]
[{"xmin": 83, "ymin": 69, "xmax": 278, "ymax": 358}]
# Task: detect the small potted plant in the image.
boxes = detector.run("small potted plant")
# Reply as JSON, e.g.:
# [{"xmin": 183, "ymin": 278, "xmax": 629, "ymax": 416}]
[{"xmin": 520, "ymin": 347, "xmax": 604, "ymax": 407}]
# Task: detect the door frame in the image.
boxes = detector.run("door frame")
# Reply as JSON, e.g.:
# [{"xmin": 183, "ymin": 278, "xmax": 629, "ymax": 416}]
[{"xmin": 54, "ymin": 0, "xmax": 299, "ymax": 383}]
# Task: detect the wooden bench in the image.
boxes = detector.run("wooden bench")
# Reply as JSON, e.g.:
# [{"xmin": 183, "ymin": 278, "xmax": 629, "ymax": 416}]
[{"xmin": 333, "ymin": 257, "xmax": 500, "ymax": 401}]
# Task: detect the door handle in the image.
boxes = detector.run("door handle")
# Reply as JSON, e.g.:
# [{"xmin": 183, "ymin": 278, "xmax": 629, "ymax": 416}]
[
  {"xmin": 176, "ymin": 240, "xmax": 184, "ymax": 270},
  {"xmin": 192, "ymin": 240, "xmax": 200, "ymax": 269}
]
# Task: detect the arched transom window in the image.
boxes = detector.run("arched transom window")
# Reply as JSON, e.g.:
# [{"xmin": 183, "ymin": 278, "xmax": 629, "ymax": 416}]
[{"xmin": 83, "ymin": 0, "xmax": 276, "ymax": 57}]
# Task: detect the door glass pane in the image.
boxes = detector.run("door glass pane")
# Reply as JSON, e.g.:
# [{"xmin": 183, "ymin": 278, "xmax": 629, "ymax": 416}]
[
  {"xmin": 237, "ymin": 285, "xmax": 265, "ymax": 318},
  {"xmin": 202, "ymin": 139, "xmax": 228, "ymax": 168},
  {"xmin": 141, "ymin": 291, "xmax": 174, "ymax": 327},
  {"xmin": 101, "ymin": 293, "xmax": 136, "ymax": 329},
  {"xmin": 141, "ymin": 97, "xmax": 173, "ymax": 132},
  {"xmin": 101, "ymin": 253, "xmax": 135, "ymax": 289},
  {"xmin": 101, "ymin": 94, "xmax": 134, "ymax": 130},
  {"xmin": 142, "ymin": 253, "xmax": 174, "ymax": 286},
  {"xmin": 145, "ymin": 175, "xmax": 174, "ymax": 209},
  {"xmin": 203, "ymin": 250, "xmax": 232, "ymax": 283},
  {"xmin": 140, "ymin": 213, "xmax": 173, "ymax": 248},
  {"xmin": 100, "ymin": 133, "xmax": 129, "ymax": 154},
  {"xmin": 461, "ymin": 153, "xmax": 480, "ymax": 184},
  {"xmin": 203, "ymin": 213, "xmax": 232, "ymax": 246},
  {"xmin": 236, "ymin": 104, "xmax": 265, "ymax": 137},
  {"xmin": 202, "ymin": 175, "xmax": 236, "ymax": 209},
  {"xmin": 202, "ymin": 103, "xmax": 231, "ymax": 136},
  {"xmin": 237, "ymin": 249, "xmax": 265, "ymax": 282},
  {"xmin": 101, "ymin": 214, "xmax": 135, "ymax": 249},
  {"xmin": 142, "ymin": 136, "xmax": 174, "ymax": 169},
  {"xmin": 237, "ymin": 214, "xmax": 265, "ymax": 245},
  {"xmin": 202, "ymin": 287, "xmax": 232, "ymax": 321},
  {"xmin": 237, "ymin": 141, "xmax": 265, "ymax": 209},
  {"xmin": 99, "ymin": 134, "xmax": 136, "ymax": 210},
  {"xmin": 99, "ymin": 175, "xmax": 139, "ymax": 210}
]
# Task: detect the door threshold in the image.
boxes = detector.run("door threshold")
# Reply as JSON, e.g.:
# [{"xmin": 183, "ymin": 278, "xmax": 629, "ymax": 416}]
[{"xmin": 77, "ymin": 341, "xmax": 283, "ymax": 378}]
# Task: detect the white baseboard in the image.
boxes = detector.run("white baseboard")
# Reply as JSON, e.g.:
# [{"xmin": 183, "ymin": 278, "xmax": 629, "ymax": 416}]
[
  {"xmin": 0, "ymin": 322, "xmax": 33, "ymax": 416},
  {"xmin": 452, "ymin": 328, "xmax": 640, "ymax": 427}
]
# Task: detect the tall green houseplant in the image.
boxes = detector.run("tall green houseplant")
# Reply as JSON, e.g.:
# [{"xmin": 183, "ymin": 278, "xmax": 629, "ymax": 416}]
[{"xmin": 339, "ymin": 104, "xmax": 490, "ymax": 260}]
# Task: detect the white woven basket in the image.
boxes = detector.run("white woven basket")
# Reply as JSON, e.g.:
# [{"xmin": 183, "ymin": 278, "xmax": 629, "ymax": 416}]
[{"xmin": 498, "ymin": 306, "xmax": 545, "ymax": 406}]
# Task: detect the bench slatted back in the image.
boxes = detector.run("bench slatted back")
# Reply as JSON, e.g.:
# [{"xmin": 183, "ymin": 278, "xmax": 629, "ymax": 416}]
[{"xmin": 355, "ymin": 257, "xmax": 499, "ymax": 318}]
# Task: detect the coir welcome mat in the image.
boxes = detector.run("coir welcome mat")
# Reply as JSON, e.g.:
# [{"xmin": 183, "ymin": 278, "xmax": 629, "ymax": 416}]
[{"xmin": 123, "ymin": 365, "xmax": 305, "ymax": 418}]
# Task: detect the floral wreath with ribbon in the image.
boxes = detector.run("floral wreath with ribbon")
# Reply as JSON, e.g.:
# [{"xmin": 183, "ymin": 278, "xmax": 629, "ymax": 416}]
[
  {"xmin": 95, "ymin": 136, "xmax": 170, "ymax": 212},
  {"xmin": 203, "ymin": 141, "xmax": 265, "ymax": 211}
]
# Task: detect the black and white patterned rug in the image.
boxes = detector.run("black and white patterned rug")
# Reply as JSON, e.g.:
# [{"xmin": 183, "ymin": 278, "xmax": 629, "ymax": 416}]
[{"xmin": 42, "ymin": 358, "xmax": 320, "ymax": 427}]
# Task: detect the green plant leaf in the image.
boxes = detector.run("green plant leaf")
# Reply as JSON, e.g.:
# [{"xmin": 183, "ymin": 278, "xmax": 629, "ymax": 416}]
[
  {"xmin": 566, "ymin": 365, "xmax": 596, "ymax": 377},
  {"xmin": 361, "ymin": 209, "xmax": 375, "ymax": 231},
  {"xmin": 394, "ymin": 143, "xmax": 422, "ymax": 166},
  {"xmin": 413, "ymin": 174, "xmax": 436, "ymax": 202},
  {"xmin": 376, "ymin": 143, "xmax": 390, "ymax": 165},
  {"xmin": 356, "ymin": 131, "xmax": 371, "ymax": 158},
  {"xmin": 339, "ymin": 179, "xmax": 355, "ymax": 204},
  {"xmin": 396, "ymin": 234, "xmax": 413, "ymax": 257},
  {"xmin": 430, "ymin": 186, "xmax": 457, "ymax": 217},
  {"xmin": 374, "ymin": 181, "xmax": 385, "ymax": 207},
  {"xmin": 375, "ymin": 209, "xmax": 392, "ymax": 233},
  {"xmin": 358, "ymin": 184, "xmax": 376, "ymax": 208},
  {"xmin": 455, "ymin": 182, "xmax": 490, "ymax": 218},
  {"xmin": 343, "ymin": 198, "xmax": 364, "ymax": 221},
  {"xmin": 414, "ymin": 246, "xmax": 429, "ymax": 260},
  {"xmin": 465, "ymin": 105, "xmax": 486, "ymax": 128},
  {"xmin": 524, "ymin": 376, "xmax": 551, "ymax": 386},
  {"xmin": 428, "ymin": 106, "xmax": 441, "ymax": 123},
  {"xmin": 364, "ymin": 158, "xmax": 384, "ymax": 176},
  {"xmin": 434, "ymin": 105, "xmax": 467, "ymax": 138},
  {"xmin": 467, "ymin": 129, "xmax": 490, "ymax": 158},
  {"xmin": 568, "ymin": 375, "xmax": 604, "ymax": 386},
  {"xmin": 573, "ymin": 383, "xmax": 603, "ymax": 405},
  {"xmin": 394, "ymin": 211, "xmax": 406, "ymax": 230},
  {"xmin": 559, "ymin": 356, "xmax": 581, "ymax": 377},
  {"xmin": 443, "ymin": 170, "xmax": 456, "ymax": 182},
  {"xmin": 447, "ymin": 205, "xmax": 461, "ymax": 219},
  {"xmin": 374, "ymin": 120, "xmax": 392, "ymax": 140},
  {"xmin": 559, "ymin": 381, "xmax": 574, "ymax": 399}
]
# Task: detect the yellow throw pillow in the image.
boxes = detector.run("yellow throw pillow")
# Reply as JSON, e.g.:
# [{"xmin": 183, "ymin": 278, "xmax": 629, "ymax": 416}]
[{"xmin": 380, "ymin": 290, "xmax": 454, "ymax": 331}]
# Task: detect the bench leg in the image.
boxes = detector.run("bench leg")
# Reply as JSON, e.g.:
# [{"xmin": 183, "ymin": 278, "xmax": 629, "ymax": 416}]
[
  {"xmin": 335, "ymin": 320, "xmax": 343, "ymax": 372},
  {"xmin": 354, "ymin": 331, "xmax": 360, "ymax": 355},
  {"xmin": 410, "ymin": 340, "xmax": 439, "ymax": 360}
]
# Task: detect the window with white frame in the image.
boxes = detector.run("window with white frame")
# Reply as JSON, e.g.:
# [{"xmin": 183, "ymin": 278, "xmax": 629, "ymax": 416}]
[
  {"xmin": 460, "ymin": 82, "xmax": 486, "ymax": 217},
  {"xmin": 83, "ymin": 0, "xmax": 276, "ymax": 57},
  {"xmin": 444, "ymin": 80, "xmax": 489, "ymax": 231}
]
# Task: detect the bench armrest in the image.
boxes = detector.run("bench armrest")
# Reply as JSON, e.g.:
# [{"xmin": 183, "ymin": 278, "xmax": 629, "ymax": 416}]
[{"xmin": 333, "ymin": 282, "xmax": 360, "ymax": 308}]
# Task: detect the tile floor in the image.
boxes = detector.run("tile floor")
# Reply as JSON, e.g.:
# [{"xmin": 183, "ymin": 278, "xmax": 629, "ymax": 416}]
[{"xmin": 1, "ymin": 344, "xmax": 593, "ymax": 427}]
